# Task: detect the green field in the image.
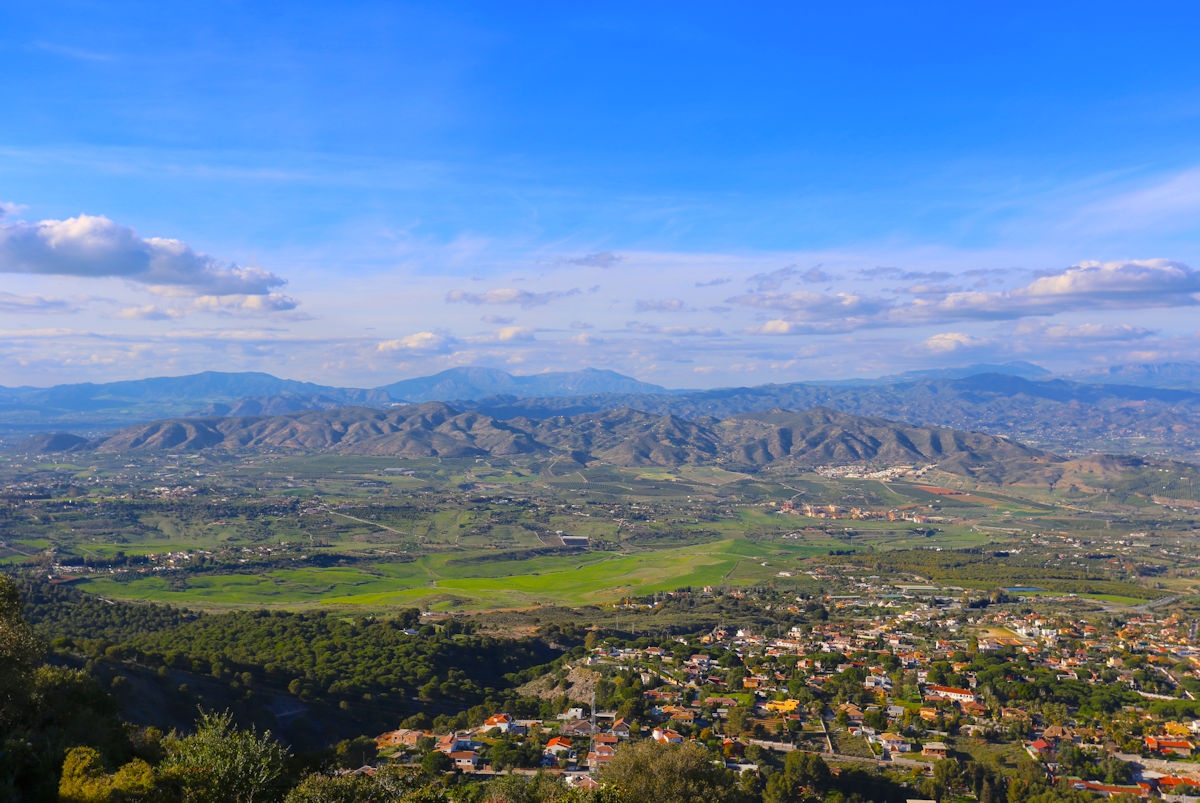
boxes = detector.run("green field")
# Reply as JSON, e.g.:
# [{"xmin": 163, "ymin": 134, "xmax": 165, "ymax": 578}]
[
  {"xmin": 5, "ymin": 453, "xmax": 1197, "ymax": 611},
  {"xmin": 71, "ymin": 537, "xmax": 827, "ymax": 610}
]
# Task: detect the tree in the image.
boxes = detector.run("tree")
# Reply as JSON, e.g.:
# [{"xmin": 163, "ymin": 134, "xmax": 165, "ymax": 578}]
[
  {"xmin": 284, "ymin": 771, "xmax": 378, "ymax": 803},
  {"xmin": 421, "ymin": 750, "xmax": 453, "ymax": 776},
  {"xmin": 59, "ymin": 747, "xmax": 156, "ymax": 803},
  {"xmin": 600, "ymin": 739, "xmax": 738, "ymax": 803},
  {"xmin": 0, "ymin": 575, "xmax": 42, "ymax": 732},
  {"xmin": 58, "ymin": 747, "xmax": 110, "ymax": 803},
  {"xmin": 930, "ymin": 757, "xmax": 960, "ymax": 801},
  {"xmin": 161, "ymin": 710, "xmax": 290, "ymax": 803},
  {"xmin": 764, "ymin": 750, "xmax": 831, "ymax": 801},
  {"xmin": 726, "ymin": 706, "xmax": 751, "ymax": 735},
  {"xmin": 483, "ymin": 771, "xmax": 577, "ymax": 802}
]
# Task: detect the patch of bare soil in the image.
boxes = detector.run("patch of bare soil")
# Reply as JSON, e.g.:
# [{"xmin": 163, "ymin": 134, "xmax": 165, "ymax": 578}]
[{"xmin": 517, "ymin": 664, "xmax": 602, "ymax": 703}]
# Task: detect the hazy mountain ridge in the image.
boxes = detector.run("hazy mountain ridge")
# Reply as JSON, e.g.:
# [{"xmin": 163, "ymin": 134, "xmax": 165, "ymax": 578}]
[
  {"xmin": 7, "ymin": 364, "xmax": 1200, "ymax": 461},
  {"xmin": 463, "ymin": 373, "xmax": 1200, "ymax": 461},
  {"xmin": 0, "ymin": 368, "xmax": 661, "ymax": 436},
  {"xmin": 377, "ymin": 367, "xmax": 668, "ymax": 402},
  {"xmin": 877, "ymin": 361, "xmax": 1053, "ymax": 382},
  {"xmin": 1063, "ymin": 361, "xmax": 1200, "ymax": 391}
]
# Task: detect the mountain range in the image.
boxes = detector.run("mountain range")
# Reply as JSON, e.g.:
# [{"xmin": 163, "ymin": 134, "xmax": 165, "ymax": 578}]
[
  {"xmin": 7, "ymin": 362, "xmax": 1200, "ymax": 462},
  {"xmin": 24, "ymin": 403, "xmax": 1056, "ymax": 483}
]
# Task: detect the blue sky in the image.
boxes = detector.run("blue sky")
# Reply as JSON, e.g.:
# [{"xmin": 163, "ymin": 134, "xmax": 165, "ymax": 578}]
[{"xmin": 2, "ymin": 2, "xmax": 1200, "ymax": 388}]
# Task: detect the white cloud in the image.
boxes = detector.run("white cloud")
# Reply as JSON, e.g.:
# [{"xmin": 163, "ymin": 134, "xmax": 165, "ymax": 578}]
[
  {"xmin": 0, "ymin": 202, "xmax": 28, "ymax": 219},
  {"xmin": 749, "ymin": 319, "xmax": 800, "ymax": 335},
  {"xmin": 190, "ymin": 293, "xmax": 300, "ymax": 315},
  {"xmin": 114, "ymin": 305, "xmax": 183, "ymax": 321},
  {"xmin": 1023, "ymin": 259, "xmax": 1200, "ymax": 301},
  {"xmin": 0, "ymin": 214, "xmax": 288, "ymax": 296},
  {"xmin": 495, "ymin": 325, "xmax": 535, "ymax": 341},
  {"xmin": 919, "ymin": 259, "xmax": 1200, "ymax": 321},
  {"xmin": 922, "ymin": 332, "xmax": 987, "ymax": 353},
  {"xmin": 377, "ymin": 331, "xmax": 454, "ymax": 353}
]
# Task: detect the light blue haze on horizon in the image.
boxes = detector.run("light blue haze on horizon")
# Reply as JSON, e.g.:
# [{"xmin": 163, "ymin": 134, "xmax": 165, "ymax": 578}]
[{"xmin": 2, "ymin": 2, "xmax": 1199, "ymax": 388}]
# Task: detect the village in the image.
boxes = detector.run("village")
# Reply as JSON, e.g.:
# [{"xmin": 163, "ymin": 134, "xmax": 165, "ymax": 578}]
[{"xmin": 374, "ymin": 587, "xmax": 1200, "ymax": 800}]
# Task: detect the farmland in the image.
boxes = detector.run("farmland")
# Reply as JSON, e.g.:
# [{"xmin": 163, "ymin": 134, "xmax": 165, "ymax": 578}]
[{"xmin": 3, "ymin": 451, "xmax": 1199, "ymax": 612}]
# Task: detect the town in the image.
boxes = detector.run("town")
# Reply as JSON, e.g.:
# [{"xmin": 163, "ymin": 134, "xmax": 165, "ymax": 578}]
[{"xmin": 370, "ymin": 583, "xmax": 1200, "ymax": 800}]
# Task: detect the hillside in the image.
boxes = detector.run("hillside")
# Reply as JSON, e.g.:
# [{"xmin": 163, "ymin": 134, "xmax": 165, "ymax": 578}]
[
  {"xmin": 465, "ymin": 374, "xmax": 1200, "ymax": 461},
  {"xmin": 29, "ymin": 403, "xmax": 1058, "ymax": 481}
]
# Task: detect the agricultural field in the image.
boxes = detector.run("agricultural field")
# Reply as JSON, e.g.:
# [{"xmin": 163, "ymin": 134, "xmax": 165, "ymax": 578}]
[{"xmin": 2, "ymin": 452, "xmax": 1200, "ymax": 611}]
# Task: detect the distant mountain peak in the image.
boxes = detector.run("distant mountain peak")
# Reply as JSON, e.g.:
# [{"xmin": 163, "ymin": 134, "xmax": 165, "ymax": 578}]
[
  {"xmin": 377, "ymin": 367, "xmax": 666, "ymax": 403},
  {"xmin": 881, "ymin": 361, "xmax": 1050, "ymax": 382}
]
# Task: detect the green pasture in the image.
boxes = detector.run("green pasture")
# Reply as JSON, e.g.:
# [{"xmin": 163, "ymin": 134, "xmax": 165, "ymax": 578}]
[{"xmin": 69, "ymin": 537, "xmax": 821, "ymax": 611}]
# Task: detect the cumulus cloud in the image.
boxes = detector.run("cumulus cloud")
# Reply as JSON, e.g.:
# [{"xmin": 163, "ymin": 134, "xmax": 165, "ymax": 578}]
[
  {"xmin": 1023, "ymin": 259, "xmax": 1200, "ymax": 302},
  {"xmin": 498, "ymin": 326, "xmax": 536, "ymax": 341},
  {"xmin": 922, "ymin": 332, "xmax": 987, "ymax": 353},
  {"xmin": 917, "ymin": 259, "xmax": 1200, "ymax": 321},
  {"xmin": 721, "ymin": 258, "xmax": 1200, "ymax": 342},
  {"xmin": 191, "ymin": 293, "xmax": 300, "ymax": 315},
  {"xmin": 695, "ymin": 277, "xmax": 731, "ymax": 287},
  {"xmin": 634, "ymin": 298, "xmax": 687, "ymax": 313},
  {"xmin": 0, "ymin": 214, "xmax": 288, "ymax": 296},
  {"xmin": 0, "ymin": 291, "xmax": 76, "ymax": 313},
  {"xmin": 747, "ymin": 320, "xmax": 802, "ymax": 335},
  {"xmin": 377, "ymin": 331, "xmax": 454, "ymax": 354},
  {"xmin": 0, "ymin": 202, "xmax": 28, "ymax": 219},
  {"xmin": 445, "ymin": 287, "xmax": 580, "ymax": 308}
]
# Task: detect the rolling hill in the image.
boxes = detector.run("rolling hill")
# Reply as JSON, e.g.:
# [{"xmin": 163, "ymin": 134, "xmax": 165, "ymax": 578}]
[{"xmin": 26, "ymin": 403, "xmax": 1056, "ymax": 482}]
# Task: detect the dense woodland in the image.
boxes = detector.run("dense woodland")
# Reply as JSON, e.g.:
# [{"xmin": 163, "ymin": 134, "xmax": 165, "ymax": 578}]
[{"xmin": 15, "ymin": 578, "xmax": 565, "ymax": 747}]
